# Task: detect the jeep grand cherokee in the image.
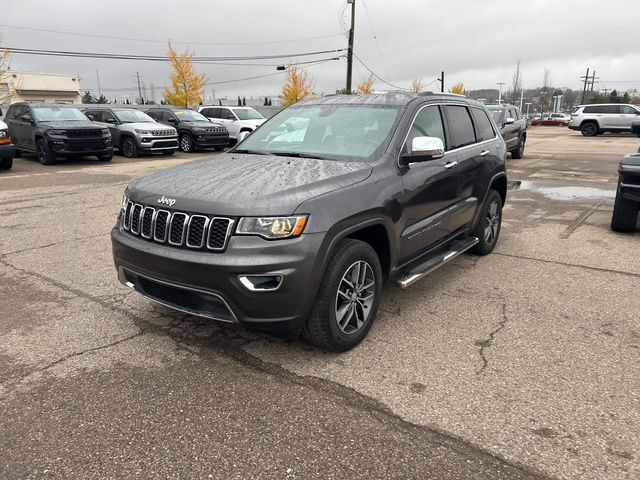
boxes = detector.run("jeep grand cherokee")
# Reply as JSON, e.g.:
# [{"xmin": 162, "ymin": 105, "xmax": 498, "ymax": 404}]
[{"xmin": 112, "ymin": 93, "xmax": 507, "ymax": 351}]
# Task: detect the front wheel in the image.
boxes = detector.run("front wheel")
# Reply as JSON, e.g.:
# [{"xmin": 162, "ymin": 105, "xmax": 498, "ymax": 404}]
[
  {"xmin": 179, "ymin": 133, "xmax": 195, "ymax": 153},
  {"xmin": 120, "ymin": 138, "xmax": 139, "ymax": 158},
  {"xmin": 511, "ymin": 135, "xmax": 525, "ymax": 159},
  {"xmin": 303, "ymin": 239, "xmax": 382, "ymax": 352},
  {"xmin": 0, "ymin": 157, "xmax": 12, "ymax": 170},
  {"xmin": 36, "ymin": 139, "xmax": 56, "ymax": 165},
  {"xmin": 98, "ymin": 153, "xmax": 113, "ymax": 162},
  {"xmin": 611, "ymin": 187, "xmax": 639, "ymax": 233},
  {"xmin": 470, "ymin": 190, "xmax": 503, "ymax": 255}
]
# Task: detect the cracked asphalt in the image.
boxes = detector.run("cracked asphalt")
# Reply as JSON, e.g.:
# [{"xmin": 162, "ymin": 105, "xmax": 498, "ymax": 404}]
[{"xmin": 1, "ymin": 129, "xmax": 639, "ymax": 479}]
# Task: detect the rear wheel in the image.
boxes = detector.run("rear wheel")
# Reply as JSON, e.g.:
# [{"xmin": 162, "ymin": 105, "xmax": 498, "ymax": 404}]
[
  {"xmin": 0, "ymin": 157, "xmax": 12, "ymax": 170},
  {"xmin": 611, "ymin": 185, "xmax": 639, "ymax": 233},
  {"xmin": 36, "ymin": 138, "xmax": 56, "ymax": 165},
  {"xmin": 580, "ymin": 122, "xmax": 598, "ymax": 137},
  {"xmin": 120, "ymin": 138, "xmax": 139, "ymax": 158},
  {"xmin": 14, "ymin": 149, "xmax": 22, "ymax": 158},
  {"xmin": 470, "ymin": 190, "xmax": 502, "ymax": 255},
  {"xmin": 303, "ymin": 239, "xmax": 382, "ymax": 352},
  {"xmin": 511, "ymin": 134, "xmax": 525, "ymax": 159}
]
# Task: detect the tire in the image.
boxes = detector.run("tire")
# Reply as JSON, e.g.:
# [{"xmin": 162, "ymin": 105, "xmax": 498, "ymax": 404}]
[
  {"xmin": 611, "ymin": 186, "xmax": 639, "ymax": 233},
  {"xmin": 14, "ymin": 149, "xmax": 22, "ymax": 158},
  {"xmin": 36, "ymin": 138, "xmax": 56, "ymax": 165},
  {"xmin": 214, "ymin": 146, "xmax": 225, "ymax": 152},
  {"xmin": 580, "ymin": 122, "xmax": 598, "ymax": 137},
  {"xmin": 303, "ymin": 239, "xmax": 382, "ymax": 352},
  {"xmin": 179, "ymin": 133, "xmax": 195, "ymax": 153},
  {"xmin": 120, "ymin": 137, "xmax": 139, "ymax": 158},
  {"xmin": 470, "ymin": 189, "xmax": 503, "ymax": 256},
  {"xmin": 0, "ymin": 157, "xmax": 12, "ymax": 170},
  {"xmin": 510, "ymin": 134, "xmax": 525, "ymax": 159},
  {"xmin": 98, "ymin": 153, "xmax": 113, "ymax": 162},
  {"xmin": 162, "ymin": 150, "xmax": 176, "ymax": 156}
]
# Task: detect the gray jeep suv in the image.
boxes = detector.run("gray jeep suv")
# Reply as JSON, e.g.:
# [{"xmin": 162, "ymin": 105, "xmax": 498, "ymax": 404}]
[
  {"xmin": 83, "ymin": 106, "xmax": 178, "ymax": 158},
  {"xmin": 486, "ymin": 104, "xmax": 527, "ymax": 158},
  {"xmin": 112, "ymin": 93, "xmax": 507, "ymax": 351}
]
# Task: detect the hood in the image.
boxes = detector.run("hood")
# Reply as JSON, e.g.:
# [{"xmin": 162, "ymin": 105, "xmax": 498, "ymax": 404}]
[
  {"xmin": 182, "ymin": 120, "xmax": 222, "ymax": 129},
  {"xmin": 127, "ymin": 153, "xmax": 372, "ymax": 216},
  {"xmin": 124, "ymin": 122, "xmax": 174, "ymax": 131},
  {"xmin": 40, "ymin": 120, "xmax": 100, "ymax": 129},
  {"xmin": 0, "ymin": 120, "xmax": 7, "ymax": 130},
  {"xmin": 238, "ymin": 119, "xmax": 266, "ymax": 127}
]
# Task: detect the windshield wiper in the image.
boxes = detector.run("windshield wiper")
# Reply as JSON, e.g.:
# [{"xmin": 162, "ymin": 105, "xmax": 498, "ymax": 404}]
[
  {"xmin": 270, "ymin": 151, "xmax": 331, "ymax": 160},
  {"xmin": 233, "ymin": 148, "xmax": 269, "ymax": 155}
]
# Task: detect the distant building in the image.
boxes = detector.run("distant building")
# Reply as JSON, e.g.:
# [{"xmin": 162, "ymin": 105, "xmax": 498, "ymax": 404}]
[{"xmin": 0, "ymin": 71, "xmax": 81, "ymax": 104}]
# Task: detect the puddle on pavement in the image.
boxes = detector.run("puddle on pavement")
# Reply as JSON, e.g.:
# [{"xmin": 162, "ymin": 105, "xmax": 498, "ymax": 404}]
[{"xmin": 509, "ymin": 180, "xmax": 615, "ymax": 201}]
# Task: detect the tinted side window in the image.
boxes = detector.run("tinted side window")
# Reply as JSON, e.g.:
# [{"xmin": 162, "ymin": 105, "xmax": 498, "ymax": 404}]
[
  {"xmin": 515, "ymin": 108, "xmax": 522, "ymax": 120},
  {"xmin": 445, "ymin": 105, "xmax": 476, "ymax": 149},
  {"xmin": 471, "ymin": 108, "xmax": 495, "ymax": 142},
  {"xmin": 621, "ymin": 106, "xmax": 638, "ymax": 115},
  {"xmin": 162, "ymin": 111, "xmax": 176, "ymax": 122},
  {"xmin": 604, "ymin": 105, "xmax": 620, "ymax": 114},
  {"xmin": 208, "ymin": 107, "xmax": 222, "ymax": 118},
  {"xmin": 402, "ymin": 105, "xmax": 446, "ymax": 154},
  {"xmin": 221, "ymin": 108, "xmax": 235, "ymax": 119},
  {"xmin": 146, "ymin": 110, "xmax": 161, "ymax": 120}
]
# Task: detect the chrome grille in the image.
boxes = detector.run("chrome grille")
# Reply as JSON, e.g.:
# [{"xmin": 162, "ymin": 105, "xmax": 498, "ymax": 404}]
[
  {"xmin": 122, "ymin": 201, "xmax": 233, "ymax": 252},
  {"xmin": 151, "ymin": 130, "xmax": 176, "ymax": 137}
]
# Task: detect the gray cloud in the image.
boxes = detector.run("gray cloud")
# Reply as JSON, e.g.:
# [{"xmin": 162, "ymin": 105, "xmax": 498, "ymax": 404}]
[{"xmin": 2, "ymin": 0, "xmax": 639, "ymax": 101}]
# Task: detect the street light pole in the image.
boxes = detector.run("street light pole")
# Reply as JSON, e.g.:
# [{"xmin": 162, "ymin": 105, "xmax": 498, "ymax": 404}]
[
  {"xmin": 497, "ymin": 82, "xmax": 505, "ymax": 104},
  {"xmin": 346, "ymin": 0, "xmax": 356, "ymax": 94},
  {"xmin": 525, "ymin": 102, "xmax": 532, "ymax": 115}
]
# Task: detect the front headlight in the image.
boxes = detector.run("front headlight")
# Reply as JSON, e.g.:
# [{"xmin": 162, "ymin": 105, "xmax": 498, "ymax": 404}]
[
  {"xmin": 193, "ymin": 127, "xmax": 207, "ymax": 133},
  {"xmin": 236, "ymin": 215, "xmax": 308, "ymax": 239},
  {"xmin": 0, "ymin": 130, "xmax": 7, "ymax": 138},
  {"xmin": 121, "ymin": 194, "xmax": 128, "ymax": 210},
  {"xmin": 48, "ymin": 129, "xmax": 67, "ymax": 136},
  {"xmin": 134, "ymin": 129, "xmax": 151, "ymax": 135}
]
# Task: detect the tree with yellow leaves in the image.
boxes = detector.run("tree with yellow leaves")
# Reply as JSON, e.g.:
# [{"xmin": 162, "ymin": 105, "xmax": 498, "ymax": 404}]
[
  {"xmin": 410, "ymin": 78, "xmax": 425, "ymax": 94},
  {"xmin": 281, "ymin": 65, "xmax": 313, "ymax": 107},
  {"xmin": 356, "ymin": 74, "xmax": 375, "ymax": 94},
  {"xmin": 449, "ymin": 82, "xmax": 466, "ymax": 95},
  {"xmin": 163, "ymin": 42, "xmax": 207, "ymax": 108}
]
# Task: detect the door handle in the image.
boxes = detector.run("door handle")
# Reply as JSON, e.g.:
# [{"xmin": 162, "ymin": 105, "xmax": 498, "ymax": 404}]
[
  {"xmin": 480, "ymin": 150, "xmax": 490, "ymax": 156},
  {"xmin": 444, "ymin": 161, "xmax": 457, "ymax": 169}
]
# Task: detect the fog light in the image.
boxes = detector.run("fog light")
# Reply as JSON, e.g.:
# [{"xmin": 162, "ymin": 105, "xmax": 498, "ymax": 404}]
[{"xmin": 238, "ymin": 275, "xmax": 283, "ymax": 292}]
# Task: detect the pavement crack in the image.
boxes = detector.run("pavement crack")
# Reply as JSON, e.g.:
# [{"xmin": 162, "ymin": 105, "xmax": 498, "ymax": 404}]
[
  {"xmin": 0, "ymin": 233, "xmax": 109, "ymax": 257},
  {"xmin": 476, "ymin": 303, "xmax": 509, "ymax": 375}
]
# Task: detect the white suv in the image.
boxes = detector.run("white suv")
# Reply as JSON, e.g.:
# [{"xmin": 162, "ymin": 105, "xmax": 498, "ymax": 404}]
[
  {"xmin": 198, "ymin": 106, "xmax": 266, "ymax": 143},
  {"xmin": 569, "ymin": 103, "xmax": 640, "ymax": 136}
]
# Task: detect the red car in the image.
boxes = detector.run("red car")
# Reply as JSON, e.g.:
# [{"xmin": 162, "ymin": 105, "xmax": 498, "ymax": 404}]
[{"xmin": 533, "ymin": 113, "xmax": 570, "ymax": 126}]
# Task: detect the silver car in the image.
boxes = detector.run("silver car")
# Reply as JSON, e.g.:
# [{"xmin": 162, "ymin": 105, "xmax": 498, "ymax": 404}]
[
  {"xmin": 569, "ymin": 103, "xmax": 640, "ymax": 136},
  {"xmin": 83, "ymin": 106, "xmax": 178, "ymax": 157}
]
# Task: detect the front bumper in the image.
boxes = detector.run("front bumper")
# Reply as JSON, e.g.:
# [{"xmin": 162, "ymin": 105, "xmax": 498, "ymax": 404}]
[
  {"xmin": 48, "ymin": 137, "xmax": 112, "ymax": 157},
  {"xmin": 138, "ymin": 136, "xmax": 179, "ymax": 153},
  {"xmin": 0, "ymin": 143, "xmax": 15, "ymax": 158},
  {"xmin": 111, "ymin": 227, "xmax": 326, "ymax": 335},
  {"xmin": 193, "ymin": 133, "xmax": 229, "ymax": 148}
]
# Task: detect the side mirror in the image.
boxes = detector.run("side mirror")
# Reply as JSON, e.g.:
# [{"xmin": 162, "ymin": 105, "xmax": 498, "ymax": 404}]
[
  {"xmin": 20, "ymin": 114, "xmax": 33, "ymax": 124},
  {"xmin": 504, "ymin": 117, "xmax": 515, "ymax": 125},
  {"xmin": 106, "ymin": 118, "xmax": 118, "ymax": 124},
  {"xmin": 86, "ymin": 114, "xmax": 95, "ymax": 121},
  {"xmin": 238, "ymin": 131, "xmax": 251, "ymax": 143},
  {"xmin": 227, "ymin": 116, "xmax": 236, "ymax": 121},
  {"xmin": 400, "ymin": 136, "xmax": 445, "ymax": 166},
  {"xmin": 631, "ymin": 121, "xmax": 640, "ymax": 136},
  {"xmin": 167, "ymin": 117, "xmax": 177, "ymax": 124}
]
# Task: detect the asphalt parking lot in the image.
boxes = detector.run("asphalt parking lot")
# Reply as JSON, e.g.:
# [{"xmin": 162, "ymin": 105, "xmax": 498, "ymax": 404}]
[{"xmin": 1, "ymin": 129, "xmax": 639, "ymax": 479}]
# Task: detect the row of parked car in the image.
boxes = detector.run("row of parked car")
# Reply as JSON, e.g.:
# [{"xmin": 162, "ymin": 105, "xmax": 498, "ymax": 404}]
[{"xmin": 0, "ymin": 103, "xmax": 268, "ymax": 166}]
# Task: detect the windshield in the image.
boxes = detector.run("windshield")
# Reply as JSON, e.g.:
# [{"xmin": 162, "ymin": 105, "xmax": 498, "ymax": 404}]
[
  {"xmin": 237, "ymin": 104, "xmax": 401, "ymax": 162},
  {"xmin": 32, "ymin": 107, "xmax": 87, "ymax": 122},
  {"xmin": 234, "ymin": 108, "xmax": 264, "ymax": 120},
  {"xmin": 174, "ymin": 109, "xmax": 209, "ymax": 122},
  {"xmin": 486, "ymin": 108, "xmax": 503, "ymax": 123},
  {"xmin": 115, "ymin": 109, "xmax": 155, "ymax": 123}
]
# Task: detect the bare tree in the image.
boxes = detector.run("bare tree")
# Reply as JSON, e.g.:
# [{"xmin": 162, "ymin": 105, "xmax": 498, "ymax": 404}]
[
  {"xmin": 543, "ymin": 67, "xmax": 551, "ymax": 90},
  {"xmin": 0, "ymin": 48, "xmax": 16, "ymax": 105},
  {"xmin": 510, "ymin": 60, "xmax": 522, "ymax": 104},
  {"xmin": 410, "ymin": 78, "xmax": 425, "ymax": 94}
]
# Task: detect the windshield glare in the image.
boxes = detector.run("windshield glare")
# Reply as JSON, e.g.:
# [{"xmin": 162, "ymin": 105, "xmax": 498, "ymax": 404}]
[
  {"xmin": 174, "ymin": 109, "xmax": 208, "ymax": 122},
  {"xmin": 234, "ymin": 108, "xmax": 264, "ymax": 120},
  {"xmin": 237, "ymin": 104, "xmax": 401, "ymax": 162},
  {"xmin": 115, "ymin": 109, "xmax": 155, "ymax": 123},
  {"xmin": 32, "ymin": 107, "xmax": 87, "ymax": 122}
]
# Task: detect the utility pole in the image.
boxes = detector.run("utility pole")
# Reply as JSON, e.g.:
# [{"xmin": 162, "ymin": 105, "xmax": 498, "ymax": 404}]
[
  {"xmin": 345, "ymin": 0, "xmax": 356, "ymax": 94},
  {"xmin": 440, "ymin": 71, "xmax": 445, "ymax": 92},
  {"xmin": 519, "ymin": 89, "xmax": 524, "ymax": 110},
  {"xmin": 96, "ymin": 70, "xmax": 102, "ymax": 97},
  {"xmin": 135, "ymin": 71, "xmax": 143, "ymax": 104},
  {"xmin": 525, "ymin": 102, "xmax": 532, "ymax": 115},
  {"xmin": 580, "ymin": 67, "xmax": 590, "ymax": 104},
  {"xmin": 497, "ymin": 82, "xmax": 505, "ymax": 104}
]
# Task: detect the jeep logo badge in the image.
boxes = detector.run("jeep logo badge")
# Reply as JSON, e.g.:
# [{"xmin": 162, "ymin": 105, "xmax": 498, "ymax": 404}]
[{"xmin": 158, "ymin": 195, "xmax": 176, "ymax": 207}]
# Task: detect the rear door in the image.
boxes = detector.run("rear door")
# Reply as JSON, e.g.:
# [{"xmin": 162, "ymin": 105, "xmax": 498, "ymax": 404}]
[
  {"xmin": 397, "ymin": 104, "xmax": 460, "ymax": 262},
  {"xmin": 619, "ymin": 105, "xmax": 640, "ymax": 129},
  {"xmin": 601, "ymin": 105, "xmax": 621, "ymax": 129},
  {"xmin": 7, "ymin": 106, "xmax": 30, "ymax": 150}
]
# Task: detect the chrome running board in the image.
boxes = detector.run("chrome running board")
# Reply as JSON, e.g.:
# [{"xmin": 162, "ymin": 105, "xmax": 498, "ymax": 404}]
[{"xmin": 395, "ymin": 237, "xmax": 479, "ymax": 289}]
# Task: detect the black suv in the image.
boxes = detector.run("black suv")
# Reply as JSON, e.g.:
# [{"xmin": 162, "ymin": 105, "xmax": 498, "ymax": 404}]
[
  {"xmin": 143, "ymin": 107, "xmax": 229, "ymax": 153},
  {"xmin": 112, "ymin": 93, "xmax": 507, "ymax": 351},
  {"xmin": 611, "ymin": 121, "xmax": 640, "ymax": 232},
  {"xmin": 485, "ymin": 104, "xmax": 527, "ymax": 159},
  {"xmin": 5, "ymin": 103, "xmax": 113, "ymax": 164}
]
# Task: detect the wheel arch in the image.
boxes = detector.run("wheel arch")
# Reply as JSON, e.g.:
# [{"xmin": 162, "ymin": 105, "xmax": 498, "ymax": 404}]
[{"xmin": 579, "ymin": 119, "xmax": 599, "ymax": 129}]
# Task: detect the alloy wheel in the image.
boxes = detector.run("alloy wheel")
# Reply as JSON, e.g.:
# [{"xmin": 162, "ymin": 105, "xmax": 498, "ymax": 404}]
[
  {"xmin": 335, "ymin": 260, "xmax": 376, "ymax": 335},
  {"xmin": 122, "ymin": 139, "xmax": 135, "ymax": 158},
  {"xmin": 180, "ymin": 135, "xmax": 192, "ymax": 152},
  {"xmin": 484, "ymin": 200, "xmax": 500, "ymax": 245}
]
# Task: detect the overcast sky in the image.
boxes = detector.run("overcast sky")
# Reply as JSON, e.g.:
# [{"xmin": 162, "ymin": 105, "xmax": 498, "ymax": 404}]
[{"xmin": 2, "ymin": 0, "xmax": 639, "ymax": 102}]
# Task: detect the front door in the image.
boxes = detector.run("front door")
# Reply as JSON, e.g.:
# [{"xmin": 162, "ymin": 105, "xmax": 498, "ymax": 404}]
[
  {"xmin": 397, "ymin": 104, "xmax": 460, "ymax": 262},
  {"xmin": 619, "ymin": 105, "xmax": 640, "ymax": 129}
]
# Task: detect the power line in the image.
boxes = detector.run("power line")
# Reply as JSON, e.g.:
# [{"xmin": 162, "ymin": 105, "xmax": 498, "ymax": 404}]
[
  {"xmin": 0, "ymin": 23, "xmax": 344, "ymax": 46},
  {"xmin": 361, "ymin": 0, "xmax": 388, "ymax": 77},
  {"xmin": 5, "ymin": 46, "xmax": 347, "ymax": 63},
  {"xmin": 353, "ymin": 53, "xmax": 408, "ymax": 90}
]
